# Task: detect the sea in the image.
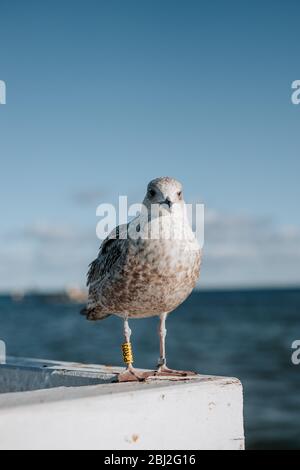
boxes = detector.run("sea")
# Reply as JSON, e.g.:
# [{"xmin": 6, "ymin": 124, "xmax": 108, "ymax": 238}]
[{"xmin": 0, "ymin": 288, "xmax": 299, "ymax": 450}]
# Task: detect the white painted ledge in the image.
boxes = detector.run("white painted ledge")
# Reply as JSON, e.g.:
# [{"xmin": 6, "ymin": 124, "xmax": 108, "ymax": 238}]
[{"xmin": 0, "ymin": 358, "xmax": 245, "ymax": 450}]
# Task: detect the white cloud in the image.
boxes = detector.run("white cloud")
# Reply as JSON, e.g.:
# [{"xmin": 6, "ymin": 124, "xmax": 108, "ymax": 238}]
[
  {"xmin": 72, "ymin": 189, "xmax": 109, "ymax": 206},
  {"xmin": 200, "ymin": 209, "xmax": 300, "ymax": 288},
  {"xmin": 23, "ymin": 222, "xmax": 76, "ymax": 242},
  {"xmin": 0, "ymin": 210, "xmax": 300, "ymax": 291},
  {"xmin": 0, "ymin": 223, "xmax": 98, "ymax": 291}
]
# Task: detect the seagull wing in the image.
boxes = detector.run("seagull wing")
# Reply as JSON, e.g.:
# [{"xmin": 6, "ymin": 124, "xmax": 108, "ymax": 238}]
[
  {"xmin": 87, "ymin": 226, "xmax": 128, "ymax": 287},
  {"xmin": 81, "ymin": 224, "xmax": 129, "ymax": 320}
]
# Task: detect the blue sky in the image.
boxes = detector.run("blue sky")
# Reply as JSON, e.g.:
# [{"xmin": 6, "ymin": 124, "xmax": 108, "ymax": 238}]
[{"xmin": 0, "ymin": 0, "xmax": 300, "ymax": 290}]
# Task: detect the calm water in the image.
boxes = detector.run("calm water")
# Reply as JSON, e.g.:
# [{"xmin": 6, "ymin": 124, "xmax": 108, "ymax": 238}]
[{"xmin": 0, "ymin": 289, "xmax": 300, "ymax": 449}]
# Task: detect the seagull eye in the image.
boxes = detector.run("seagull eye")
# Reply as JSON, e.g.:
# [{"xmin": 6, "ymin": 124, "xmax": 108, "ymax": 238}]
[
  {"xmin": 177, "ymin": 191, "xmax": 182, "ymax": 199},
  {"xmin": 148, "ymin": 189, "xmax": 156, "ymax": 198}
]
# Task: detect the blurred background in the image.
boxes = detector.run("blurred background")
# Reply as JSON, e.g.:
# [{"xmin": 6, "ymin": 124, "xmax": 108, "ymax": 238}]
[{"xmin": 0, "ymin": 0, "xmax": 299, "ymax": 449}]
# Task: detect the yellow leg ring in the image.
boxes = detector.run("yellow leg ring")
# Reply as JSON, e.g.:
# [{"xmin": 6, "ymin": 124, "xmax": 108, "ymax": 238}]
[{"xmin": 122, "ymin": 342, "xmax": 134, "ymax": 365}]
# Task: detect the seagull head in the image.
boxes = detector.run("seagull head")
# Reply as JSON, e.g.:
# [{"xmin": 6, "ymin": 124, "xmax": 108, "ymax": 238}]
[{"xmin": 143, "ymin": 177, "xmax": 185, "ymax": 216}]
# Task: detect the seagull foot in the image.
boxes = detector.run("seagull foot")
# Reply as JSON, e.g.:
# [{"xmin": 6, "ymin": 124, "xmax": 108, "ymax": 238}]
[
  {"xmin": 117, "ymin": 368, "xmax": 156, "ymax": 383},
  {"xmin": 153, "ymin": 366, "xmax": 199, "ymax": 380}
]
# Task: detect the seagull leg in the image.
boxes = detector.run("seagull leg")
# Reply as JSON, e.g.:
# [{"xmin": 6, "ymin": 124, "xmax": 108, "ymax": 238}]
[
  {"xmin": 155, "ymin": 313, "xmax": 198, "ymax": 378},
  {"xmin": 157, "ymin": 312, "xmax": 168, "ymax": 370},
  {"xmin": 118, "ymin": 318, "xmax": 154, "ymax": 382}
]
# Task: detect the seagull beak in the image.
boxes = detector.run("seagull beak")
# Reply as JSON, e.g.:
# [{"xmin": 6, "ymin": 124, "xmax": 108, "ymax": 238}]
[{"xmin": 160, "ymin": 198, "xmax": 173, "ymax": 209}]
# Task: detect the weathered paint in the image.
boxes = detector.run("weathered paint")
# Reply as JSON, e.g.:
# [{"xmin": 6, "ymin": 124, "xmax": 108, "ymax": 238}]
[{"xmin": 0, "ymin": 358, "xmax": 245, "ymax": 450}]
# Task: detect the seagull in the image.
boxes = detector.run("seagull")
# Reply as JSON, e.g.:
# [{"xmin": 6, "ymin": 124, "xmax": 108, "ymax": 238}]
[{"xmin": 81, "ymin": 177, "xmax": 201, "ymax": 382}]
